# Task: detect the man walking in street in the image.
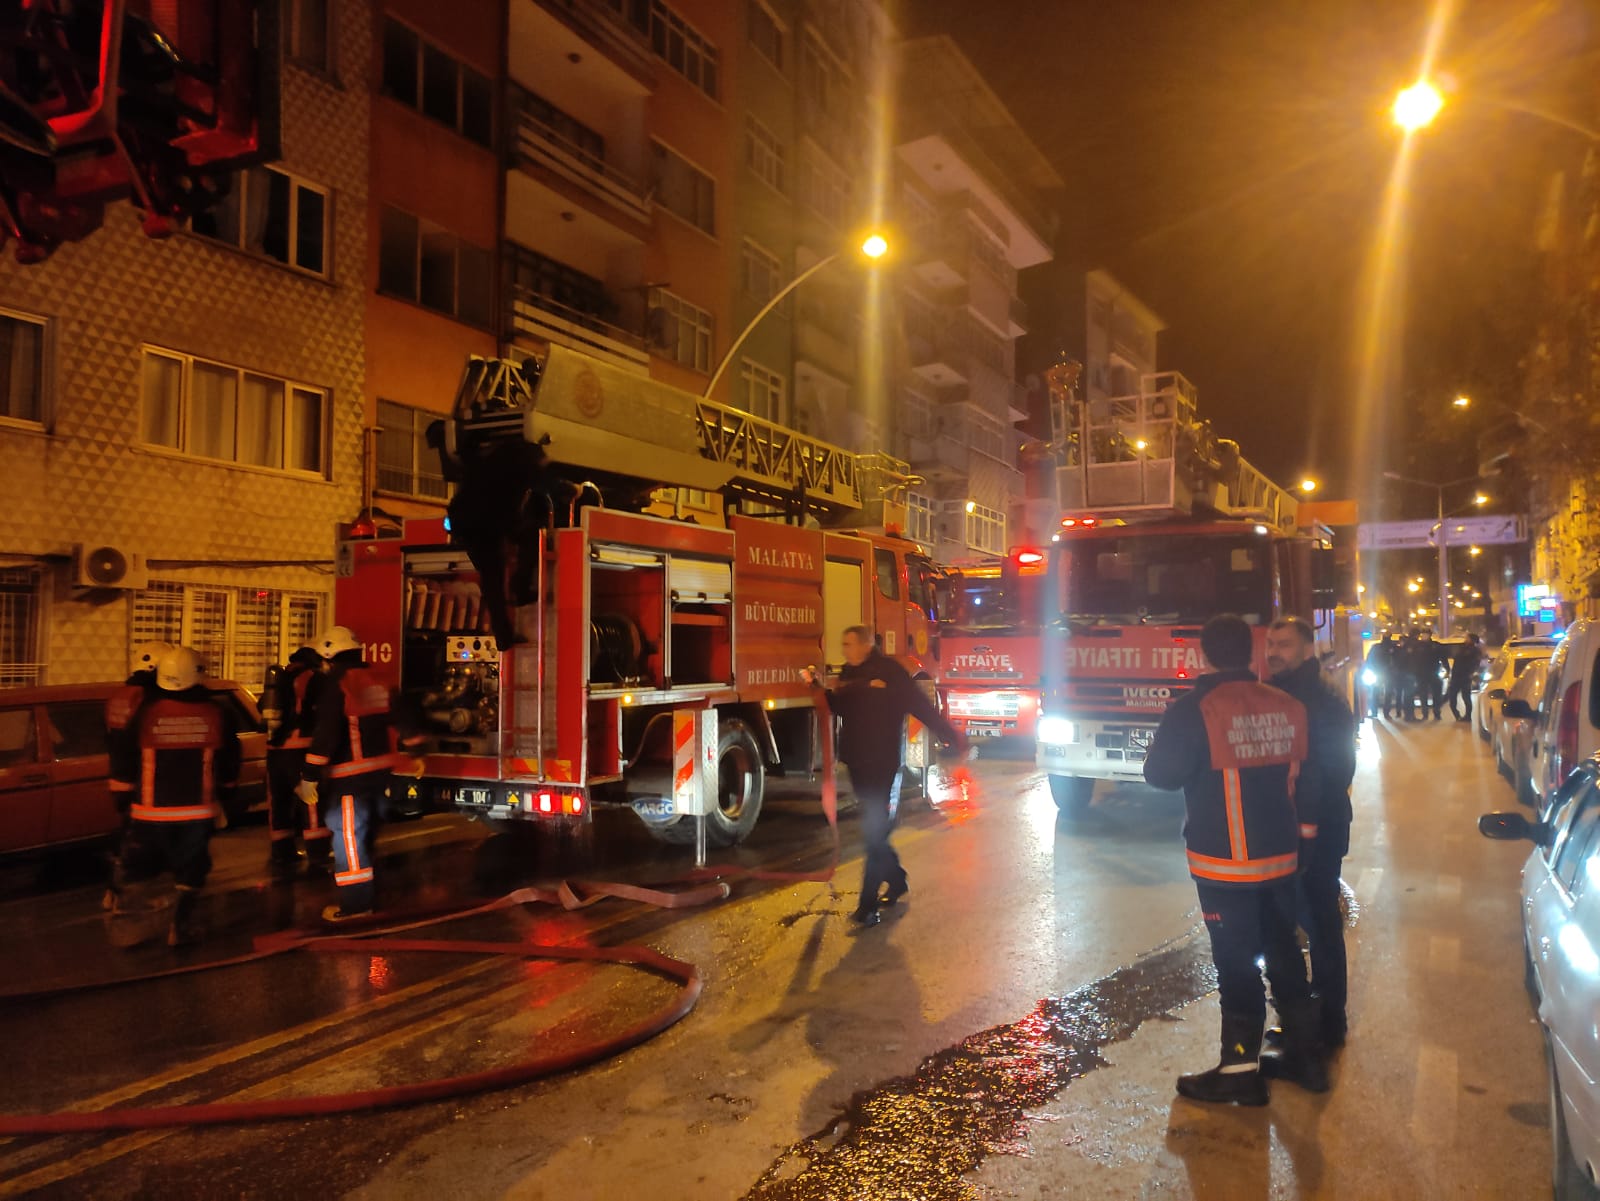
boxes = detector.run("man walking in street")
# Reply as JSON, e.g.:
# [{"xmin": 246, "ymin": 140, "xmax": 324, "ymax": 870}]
[
  {"xmin": 1144, "ymin": 614, "xmax": 1322, "ymax": 1105},
  {"xmin": 109, "ymin": 647, "xmax": 240, "ymax": 947},
  {"xmin": 803, "ymin": 625, "xmax": 966, "ymax": 929},
  {"xmin": 1445, "ymin": 633, "xmax": 1485, "ymax": 723},
  {"xmin": 1265, "ymin": 618, "xmax": 1358, "ymax": 1055},
  {"xmin": 300, "ymin": 626, "xmax": 406, "ymax": 922},
  {"xmin": 1366, "ymin": 632, "xmax": 1397, "ymax": 720}
]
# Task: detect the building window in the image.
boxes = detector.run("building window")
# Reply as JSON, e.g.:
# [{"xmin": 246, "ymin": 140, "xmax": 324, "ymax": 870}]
[
  {"xmin": 378, "ymin": 206, "xmax": 493, "ymax": 328},
  {"xmin": 748, "ymin": 0, "xmax": 785, "ymax": 72},
  {"xmin": 900, "ymin": 392, "xmax": 932, "ymax": 442},
  {"xmin": 740, "ymin": 360, "xmax": 786, "ymax": 424},
  {"xmin": 286, "ymin": 0, "xmax": 332, "ymax": 73},
  {"xmin": 139, "ymin": 348, "xmax": 327, "ymax": 476},
  {"xmin": 381, "ymin": 18, "xmax": 492, "ymax": 148},
  {"xmin": 800, "ymin": 35, "xmax": 837, "ymax": 119},
  {"xmin": 964, "ymin": 502, "xmax": 1006, "ymax": 557},
  {"xmin": 649, "ymin": 289, "xmax": 713, "ymax": 372},
  {"xmin": 0, "ymin": 310, "xmax": 46, "ymax": 426},
  {"xmin": 377, "ymin": 400, "xmax": 449, "ymax": 501},
  {"xmin": 744, "ymin": 115, "xmax": 786, "ymax": 194},
  {"xmin": 0, "ymin": 567, "xmax": 42, "ymax": 687},
  {"xmin": 651, "ymin": 140, "xmax": 715, "ymax": 236},
  {"xmin": 906, "ymin": 493, "xmax": 935, "ymax": 547},
  {"xmin": 650, "ymin": 1, "xmax": 719, "ymax": 98},
  {"xmin": 133, "ymin": 582, "xmax": 325, "ymax": 691},
  {"xmin": 191, "ymin": 165, "xmax": 329, "ymax": 277},
  {"xmin": 741, "ymin": 239, "xmax": 783, "ymax": 305},
  {"xmin": 801, "ymin": 148, "xmax": 850, "ymax": 228},
  {"xmin": 964, "ymin": 407, "xmax": 1007, "ymax": 462}
]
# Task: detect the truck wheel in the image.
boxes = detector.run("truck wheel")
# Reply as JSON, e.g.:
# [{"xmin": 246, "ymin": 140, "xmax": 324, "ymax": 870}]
[
  {"xmin": 1049, "ymin": 774, "xmax": 1095, "ymax": 814},
  {"xmin": 652, "ymin": 720, "xmax": 766, "ymax": 848}
]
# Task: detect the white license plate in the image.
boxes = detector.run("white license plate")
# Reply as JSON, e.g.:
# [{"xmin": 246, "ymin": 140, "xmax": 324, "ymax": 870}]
[
  {"xmin": 974, "ymin": 727, "xmax": 1004, "ymax": 738},
  {"xmin": 460, "ymin": 787, "xmax": 494, "ymax": 807},
  {"xmin": 632, "ymin": 798, "xmax": 675, "ymax": 819}
]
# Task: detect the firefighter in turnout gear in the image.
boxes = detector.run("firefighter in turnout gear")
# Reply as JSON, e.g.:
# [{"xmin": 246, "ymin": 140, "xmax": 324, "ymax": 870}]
[
  {"xmin": 109, "ymin": 647, "xmax": 240, "ymax": 947},
  {"xmin": 102, "ymin": 640, "xmax": 172, "ymax": 909},
  {"xmin": 300, "ymin": 626, "xmax": 406, "ymax": 922},
  {"xmin": 1143, "ymin": 615, "xmax": 1319, "ymax": 1105},
  {"xmin": 264, "ymin": 646, "xmax": 333, "ymax": 878}
]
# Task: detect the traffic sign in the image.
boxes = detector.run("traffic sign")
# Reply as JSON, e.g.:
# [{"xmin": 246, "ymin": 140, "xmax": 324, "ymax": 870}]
[{"xmin": 1356, "ymin": 515, "xmax": 1525, "ymax": 550}]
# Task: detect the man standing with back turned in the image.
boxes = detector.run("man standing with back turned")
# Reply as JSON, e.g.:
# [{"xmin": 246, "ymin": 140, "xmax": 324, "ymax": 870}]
[
  {"xmin": 803, "ymin": 625, "xmax": 966, "ymax": 929},
  {"xmin": 1144, "ymin": 614, "xmax": 1320, "ymax": 1105},
  {"xmin": 1265, "ymin": 617, "xmax": 1357, "ymax": 1056}
]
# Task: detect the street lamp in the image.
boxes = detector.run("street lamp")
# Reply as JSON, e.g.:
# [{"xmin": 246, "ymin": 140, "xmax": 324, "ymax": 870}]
[
  {"xmin": 1382, "ymin": 470, "xmax": 1483, "ymax": 636},
  {"xmin": 702, "ymin": 231, "xmax": 891, "ymax": 399},
  {"xmin": 1299, "ymin": 478, "xmax": 1318, "ymax": 494},
  {"xmin": 1393, "ymin": 81, "xmax": 1444, "ymax": 132}
]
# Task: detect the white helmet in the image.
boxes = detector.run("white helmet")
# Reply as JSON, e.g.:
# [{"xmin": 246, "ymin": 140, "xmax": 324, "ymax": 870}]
[
  {"xmin": 313, "ymin": 625, "xmax": 362, "ymax": 660},
  {"xmin": 155, "ymin": 646, "xmax": 206, "ymax": 692},
  {"xmin": 130, "ymin": 641, "xmax": 174, "ymax": 676}
]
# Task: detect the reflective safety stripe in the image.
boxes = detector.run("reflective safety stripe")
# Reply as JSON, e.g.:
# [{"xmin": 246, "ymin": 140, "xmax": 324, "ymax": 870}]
[
  {"xmin": 269, "ymin": 829, "xmax": 295, "ymax": 842},
  {"xmin": 336, "ymin": 867, "xmax": 374, "ymax": 885},
  {"xmin": 1300, "ymin": 823, "xmax": 1319, "ymax": 839},
  {"xmin": 303, "ymin": 828, "xmax": 332, "ymax": 842},
  {"xmin": 130, "ymin": 804, "xmax": 218, "ymax": 822},
  {"xmin": 1223, "ymin": 768, "xmax": 1247, "ymax": 861},
  {"xmin": 340, "ymin": 794, "xmax": 363, "ymax": 878},
  {"xmin": 328, "ymin": 755, "xmax": 401, "ymax": 778},
  {"xmin": 1216, "ymin": 1063, "xmax": 1258, "ymax": 1075},
  {"xmin": 281, "ymin": 734, "xmax": 312, "ymax": 750},
  {"xmin": 305, "ymin": 752, "xmax": 330, "ymax": 766},
  {"xmin": 348, "ymin": 716, "xmax": 365, "ymax": 764},
  {"xmin": 109, "ymin": 780, "xmax": 135, "ymax": 793},
  {"xmin": 1187, "ymin": 849, "xmax": 1298, "ymax": 883}
]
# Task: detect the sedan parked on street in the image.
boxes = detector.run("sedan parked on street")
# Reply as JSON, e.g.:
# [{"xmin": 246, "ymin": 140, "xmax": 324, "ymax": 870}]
[
  {"xmin": 1480, "ymin": 643, "xmax": 1559, "ymax": 744},
  {"xmin": 1482, "ymin": 762, "xmax": 1600, "ymax": 1200},
  {"xmin": 0, "ymin": 682, "xmax": 266, "ymax": 856},
  {"xmin": 1499, "ymin": 658, "xmax": 1552, "ymax": 806}
]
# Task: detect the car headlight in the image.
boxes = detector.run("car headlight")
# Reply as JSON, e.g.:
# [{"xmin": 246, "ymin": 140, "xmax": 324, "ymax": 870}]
[
  {"xmin": 1038, "ymin": 716, "xmax": 1076, "ymax": 745},
  {"xmin": 1361, "ymin": 668, "xmax": 1377, "ymax": 686}
]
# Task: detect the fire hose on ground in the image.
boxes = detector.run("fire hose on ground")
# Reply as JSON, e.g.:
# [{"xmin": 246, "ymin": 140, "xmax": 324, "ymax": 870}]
[{"xmin": 0, "ymin": 694, "xmax": 847, "ymax": 1137}]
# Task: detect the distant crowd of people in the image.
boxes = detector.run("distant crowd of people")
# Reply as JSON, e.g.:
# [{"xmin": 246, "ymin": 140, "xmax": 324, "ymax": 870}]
[{"xmin": 1360, "ymin": 629, "xmax": 1485, "ymax": 724}]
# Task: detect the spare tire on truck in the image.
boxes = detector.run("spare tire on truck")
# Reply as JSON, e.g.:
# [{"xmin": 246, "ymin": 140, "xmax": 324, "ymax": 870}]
[{"xmin": 649, "ymin": 719, "xmax": 766, "ymax": 848}]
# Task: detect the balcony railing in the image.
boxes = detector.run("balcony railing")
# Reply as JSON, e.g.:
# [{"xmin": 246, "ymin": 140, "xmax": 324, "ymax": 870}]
[
  {"xmin": 507, "ymin": 283, "xmax": 649, "ymax": 373},
  {"xmin": 513, "ymin": 106, "xmax": 651, "ymax": 225},
  {"xmin": 535, "ymin": 0, "xmax": 656, "ymax": 84}
]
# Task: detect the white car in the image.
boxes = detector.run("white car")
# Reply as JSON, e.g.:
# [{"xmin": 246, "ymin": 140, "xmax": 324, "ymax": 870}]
[
  {"xmin": 1480, "ymin": 643, "xmax": 1558, "ymax": 744},
  {"xmin": 1482, "ymin": 762, "xmax": 1600, "ymax": 1200}
]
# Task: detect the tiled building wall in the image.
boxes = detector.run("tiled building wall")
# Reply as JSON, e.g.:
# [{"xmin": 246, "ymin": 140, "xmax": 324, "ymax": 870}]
[{"xmin": 0, "ymin": 2, "xmax": 373, "ymax": 684}]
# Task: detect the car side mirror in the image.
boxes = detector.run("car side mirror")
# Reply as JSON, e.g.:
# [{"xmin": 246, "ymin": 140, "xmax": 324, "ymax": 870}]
[
  {"xmin": 1502, "ymin": 698, "xmax": 1535, "ymax": 720},
  {"xmin": 1487, "ymin": 687, "xmax": 1507, "ymax": 701},
  {"xmin": 1479, "ymin": 811, "xmax": 1551, "ymax": 846}
]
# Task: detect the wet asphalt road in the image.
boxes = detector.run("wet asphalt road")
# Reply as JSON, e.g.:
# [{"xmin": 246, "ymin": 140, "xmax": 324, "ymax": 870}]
[{"xmin": 0, "ymin": 722, "xmax": 1549, "ymax": 1199}]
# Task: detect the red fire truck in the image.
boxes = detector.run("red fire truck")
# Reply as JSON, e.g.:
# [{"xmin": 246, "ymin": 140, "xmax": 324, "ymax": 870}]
[
  {"xmin": 1030, "ymin": 365, "xmax": 1352, "ymax": 813},
  {"xmin": 936, "ymin": 549, "xmax": 1050, "ymax": 742},
  {"xmin": 335, "ymin": 348, "xmax": 943, "ymax": 847}
]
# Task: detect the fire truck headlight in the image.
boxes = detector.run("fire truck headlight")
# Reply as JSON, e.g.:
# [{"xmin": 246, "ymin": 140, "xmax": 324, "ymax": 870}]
[
  {"xmin": 1037, "ymin": 716, "xmax": 1076, "ymax": 746},
  {"xmin": 1361, "ymin": 668, "xmax": 1377, "ymax": 687}
]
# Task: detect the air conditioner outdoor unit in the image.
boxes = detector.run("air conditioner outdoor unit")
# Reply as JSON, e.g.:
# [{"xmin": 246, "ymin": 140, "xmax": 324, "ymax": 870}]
[{"xmin": 74, "ymin": 544, "xmax": 148, "ymax": 590}]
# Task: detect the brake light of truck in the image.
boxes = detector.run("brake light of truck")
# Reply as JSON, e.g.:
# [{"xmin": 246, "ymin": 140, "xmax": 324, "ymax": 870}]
[
  {"xmin": 1059, "ymin": 516, "xmax": 1100, "ymax": 529},
  {"xmin": 1015, "ymin": 549, "xmax": 1045, "ymax": 567}
]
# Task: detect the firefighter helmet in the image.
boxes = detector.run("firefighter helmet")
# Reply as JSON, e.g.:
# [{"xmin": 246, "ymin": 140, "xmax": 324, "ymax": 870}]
[
  {"xmin": 155, "ymin": 647, "xmax": 206, "ymax": 692},
  {"xmin": 130, "ymin": 641, "xmax": 174, "ymax": 676},
  {"xmin": 313, "ymin": 626, "xmax": 362, "ymax": 659}
]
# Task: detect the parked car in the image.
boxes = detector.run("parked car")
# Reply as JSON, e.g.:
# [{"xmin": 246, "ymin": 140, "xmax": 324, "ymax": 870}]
[
  {"xmin": 1480, "ymin": 642, "xmax": 1559, "ymax": 744},
  {"xmin": 1482, "ymin": 762, "xmax": 1600, "ymax": 1200},
  {"xmin": 0, "ymin": 681, "xmax": 267, "ymax": 855},
  {"xmin": 1498, "ymin": 657, "xmax": 1551, "ymax": 787},
  {"xmin": 1505, "ymin": 622, "xmax": 1600, "ymax": 822}
]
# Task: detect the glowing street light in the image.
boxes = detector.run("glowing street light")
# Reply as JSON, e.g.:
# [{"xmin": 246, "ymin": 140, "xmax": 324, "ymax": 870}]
[
  {"xmin": 1408, "ymin": 581, "xmax": 1421, "ymax": 594},
  {"xmin": 1469, "ymin": 545, "xmax": 1482, "ymax": 556},
  {"xmin": 1473, "ymin": 493, "xmax": 1489, "ymax": 506},
  {"xmin": 861, "ymin": 233, "xmax": 889, "ymax": 259},
  {"xmin": 1299, "ymin": 478, "xmax": 1318, "ymax": 494},
  {"xmin": 1393, "ymin": 81, "xmax": 1444, "ymax": 132},
  {"xmin": 1453, "ymin": 394, "xmax": 1471, "ymax": 408}
]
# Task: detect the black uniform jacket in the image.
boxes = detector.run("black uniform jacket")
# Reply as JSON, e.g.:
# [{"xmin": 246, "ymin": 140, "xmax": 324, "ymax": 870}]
[
  {"xmin": 827, "ymin": 648, "xmax": 960, "ymax": 777},
  {"xmin": 303, "ymin": 661, "xmax": 401, "ymax": 785},
  {"xmin": 1144, "ymin": 668, "xmax": 1308, "ymax": 888},
  {"xmin": 268, "ymin": 661, "xmax": 323, "ymax": 752},
  {"xmin": 111, "ymin": 686, "xmax": 241, "ymax": 822},
  {"xmin": 1269, "ymin": 657, "xmax": 1357, "ymax": 835}
]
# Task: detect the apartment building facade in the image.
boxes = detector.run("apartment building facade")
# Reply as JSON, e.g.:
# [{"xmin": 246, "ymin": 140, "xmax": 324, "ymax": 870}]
[
  {"xmin": 891, "ymin": 36, "xmax": 1061, "ymax": 563},
  {"xmin": 0, "ymin": 0, "xmax": 371, "ymax": 686}
]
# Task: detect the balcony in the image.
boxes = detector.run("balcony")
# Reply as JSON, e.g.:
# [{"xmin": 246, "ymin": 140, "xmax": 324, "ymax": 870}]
[
  {"xmin": 909, "ymin": 219, "xmax": 970, "ymax": 290},
  {"xmin": 795, "ymin": 303, "xmax": 855, "ymax": 378},
  {"xmin": 905, "ymin": 312, "xmax": 970, "ymax": 387},
  {"xmin": 510, "ymin": 90, "xmax": 651, "ymax": 228},
  {"xmin": 517, "ymin": 0, "xmax": 656, "ymax": 88},
  {"xmin": 506, "ymin": 283, "xmax": 649, "ymax": 374},
  {"xmin": 1008, "ymin": 294, "xmax": 1028, "ymax": 338}
]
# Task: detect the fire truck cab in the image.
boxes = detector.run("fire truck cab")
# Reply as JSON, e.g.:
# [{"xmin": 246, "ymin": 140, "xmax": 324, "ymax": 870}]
[{"xmin": 336, "ymin": 347, "xmax": 942, "ymax": 847}]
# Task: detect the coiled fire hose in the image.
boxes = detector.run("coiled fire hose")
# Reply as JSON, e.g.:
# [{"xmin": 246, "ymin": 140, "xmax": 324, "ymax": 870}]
[{"xmin": 0, "ymin": 692, "xmax": 840, "ymax": 1136}]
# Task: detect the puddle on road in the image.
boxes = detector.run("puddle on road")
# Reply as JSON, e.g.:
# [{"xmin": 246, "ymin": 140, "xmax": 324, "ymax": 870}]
[{"xmin": 740, "ymin": 931, "xmax": 1217, "ymax": 1201}]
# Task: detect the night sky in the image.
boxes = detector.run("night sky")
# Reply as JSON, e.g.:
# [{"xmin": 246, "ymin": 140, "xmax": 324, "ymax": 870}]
[{"xmin": 903, "ymin": 0, "xmax": 1595, "ymax": 516}]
